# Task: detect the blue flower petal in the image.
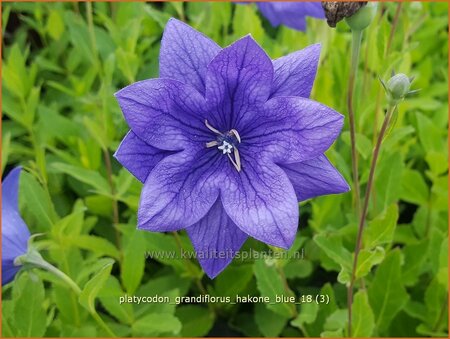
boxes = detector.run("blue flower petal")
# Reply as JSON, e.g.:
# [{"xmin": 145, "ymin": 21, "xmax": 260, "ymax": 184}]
[
  {"xmin": 138, "ymin": 149, "xmax": 221, "ymax": 232},
  {"xmin": 282, "ymin": 155, "xmax": 350, "ymax": 201},
  {"xmin": 2, "ymin": 259, "xmax": 20, "ymax": 285},
  {"xmin": 256, "ymin": 2, "xmax": 325, "ymax": 31},
  {"xmin": 2, "ymin": 167, "xmax": 30, "ymax": 285},
  {"xmin": 115, "ymin": 79, "xmax": 210, "ymax": 151},
  {"xmin": 186, "ymin": 198, "xmax": 248, "ymax": 279},
  {"xmin": 219, "ymin": 158, "xmax": 299, "ymax": 249},
  {"xmin": 271, "ymin": 44, "xmax": 321, "ymax": 98},
  {"xmin": 205, "ymin": 35, "xmax": 273, "ymax": 131},
  {"xmin": 241, "ymin": 96, "xmax": 344, "ymax": 164},
  {"xmin": 114, "ymin": 131, "xmax": 174, "ymax": 183},
  {"xmin": 160, "ymin": 18, "xmax": 221, "ymax": 95}
]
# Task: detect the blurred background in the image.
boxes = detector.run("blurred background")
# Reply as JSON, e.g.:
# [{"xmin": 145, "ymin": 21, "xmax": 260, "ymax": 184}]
[{"xmin": 1, "ymin": 2, "xmax": 448, "ymax": 337}]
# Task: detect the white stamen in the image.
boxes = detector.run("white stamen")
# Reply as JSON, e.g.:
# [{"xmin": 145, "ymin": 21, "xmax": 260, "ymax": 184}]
[
  {"xmin": 206, "ymin": 140, "xmax": 219, "ymax": 148},
  {"xmin": 205, "ymin": 119, "xmax": 222, "ymax": 135}
]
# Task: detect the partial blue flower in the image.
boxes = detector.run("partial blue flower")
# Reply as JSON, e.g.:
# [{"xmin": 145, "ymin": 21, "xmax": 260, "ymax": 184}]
[
  {"xmin": 2, "ymin": 167, "xmax": 30, "ymax": 285},
  {"xmin": 114, "ymin": 19, "xmax": 349, "ymax": 278},
  {"xmin": 253, "ymin": 2, "xmax": 325, "ymax": 31}
]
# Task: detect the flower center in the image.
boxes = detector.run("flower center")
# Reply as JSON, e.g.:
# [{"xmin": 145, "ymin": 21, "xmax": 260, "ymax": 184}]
[{"xmin": 205, "ymin": 120, "xmax": 242, "ymax": 172}]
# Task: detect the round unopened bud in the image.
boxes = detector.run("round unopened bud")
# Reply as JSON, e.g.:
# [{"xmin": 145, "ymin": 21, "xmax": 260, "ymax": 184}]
[
  {"xmin": 385, "ymin": 73, "xmax": 412, "ymax": 105},
  {"xmin": 345, "ymin": 2, "xmax": 378, "ymax": 31},
  {"xmin": 409, "ymin": 2, "xmax": 423, "ymax": 16}
]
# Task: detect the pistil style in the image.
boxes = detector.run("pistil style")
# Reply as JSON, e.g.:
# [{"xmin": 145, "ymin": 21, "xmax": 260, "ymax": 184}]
[{"xmin": 205, "ymin": 120, "xmax": 242, "ymax": 172}]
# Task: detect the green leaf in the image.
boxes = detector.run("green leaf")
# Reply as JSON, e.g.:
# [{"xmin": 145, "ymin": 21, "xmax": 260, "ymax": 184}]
[
  {"xmin": 368, "ymin": 250, "xmax": 409, "ymax": 334},
  {"xmin": 323, "ymin": 309, "xmax": 347, "ymax": 332},
  {"xmin": 215, "ymin": 264, "xmax": 254, "ymax": 297},
  {"xmin": 232, "ymin": 5, "xmax": 264, "ymax": 43},
  {"xmin": 20, "ymin": 171, "xmax": 58, "ymax": 230},
  {"xmin": 3, "ymin": 44, "xmax": 29, "ymax": 99},
  {"xmin": 355, "ymin": 247, "xmax": 385, "ymax": 279},
  {"xmin": 144, "ymin": 232, "xmax": 200, "ymax": 276},
  {"xmin": 2, "ymin": 132, "xmax": 11, "ymax": 173},
  {"xmin": 176, "ymin": 305, "xmax": 215, "ymax": 337},
  {"xmin": 284, "ymin": 260, "xmax": 313, "ymax": 279},
  {"xmin": 352, "ymin": 291, "xmax": 375, "ymax": 337},
  {"xmin": 79, "ymin": 259, "xmax": 114, "ymax": 314},
  {"xmin": 363, "ymin": 204, "xmax": 399, "ymax": 248},
  {"xmin": 46, "ymin": 10, "xmax": 65, "ymax": 40},
  {"xmin": 400, "ymin": 169, "xmax": 429, "ymax": 205},
  {"xmin": 12, "ymin": 272, "xmax": 47, "ymax": 337},
  {"xmin": 291, "ymin": 302, "xmax": 319, "ymax": 328},
  {"xmin": 426, "ymin": 151, "xmax": 448, "ymax": 176},
  {"xmin": 338, "ymin": 247, "xmax": 385, "ymax": 284},
  {"xmin": 341, "ymin": 131, "xmax": 373, "ymax": 159},
  {"xmin": 373, "ymin": 152, "xmax": 404, "ymax": 213},
  {"xmin": 416, "ymin": 112, "xmax": 444, "ymax": 152},
  {"xmin": 254, "ymin": 258, "xmax": 296, "ymax": 318},
  {"xmin": 121, "ymin": 229, "xmax": 147, "ymax": 294},
  {"xmin": 321, "ymin": 329, "xmax": 344, "ymax": 337},
  {"xmin": 64, "ymin": 11, "xmax": 96, "ymax": 65},
  {"xmin": 69, "ymin": 235, "xmax": 119, "ymax": 259},
  {"xmin": 314, "ymin": 233, "xmax": 352, "ymax": 272},
  {"xmin": 437, "ymin": 237, "xmax": 448, "ymax": 289},
  {"xmin": 255, "ymin": 304, "xmax": 289, "ymax": 337},
  {"xmin": 132, "ymin": 313, "xmax": 181, "ymax": 336},
  {"xmin": 52, "ymin": 162, "xmax": 110, "ymax": 195},
  {"xmin": 423, "ymin": 278, "xmax": 448, "ymax": 331},
  {"xmin": 2, "ymin": 300, "xmax": 15, "ymax": 337},
  {"xmin": 98, "ymin": 276, "xmax": 134, "ymax": 325},
  {"xmin": 402, "ymin": 239, "xmax": 429, "ymax": 286}
]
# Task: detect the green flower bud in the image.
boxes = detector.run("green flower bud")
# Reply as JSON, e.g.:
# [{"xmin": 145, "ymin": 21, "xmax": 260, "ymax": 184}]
[
  {"xmin": 380, "ymin": 73, "xmax": 417, "ymax": 106},
  {"xmin": 345, "ymin": 2, "xmax": 378, "ymax": 31},
  {"xmin": 388, "ymin": 73, "xmax": 411, "ymax": 97},
  {"xmin": 409, "ymin": 2, "xmax": 423, "ymax": 17}
]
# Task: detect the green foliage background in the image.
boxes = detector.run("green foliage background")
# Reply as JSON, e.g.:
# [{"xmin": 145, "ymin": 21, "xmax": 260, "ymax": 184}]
[{"xmin": 1, "ymin": 1, "xmax": 448, "ymax": 337}]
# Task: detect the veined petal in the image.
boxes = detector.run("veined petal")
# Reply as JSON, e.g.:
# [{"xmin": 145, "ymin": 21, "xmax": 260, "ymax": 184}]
[
  {"xmin": 298, "ymin": 2, "xmax": 326, "ymax": 18},
  {"xmin": 186, "ymin": 198, "xmax": 248, "ymax": 278},
  {"xmin": 241, "ymin": 96, "xmax": 344, "ymax": 164},
  {"xmin": 3, "ymin": 167, "xmax": 21, "ymax": 209},
  {"xmin": 205, "ymin": 35, "xmax": 273, "ymax": 131},
  {"xmin": 271, "ymin": 44, "xmax": 321, "ymax": 98},
  {"xmin": 257, "ymin": 2, "xmax": 325, "ymax": 31},
  {"xmin": 257, "ymin": 2, "xmax": 306, "ymax": 30},
  {"xmin": 282, "ymin": 155, "xmax": 350, "ymax": 201},
  {"xmin": 220, "ymin": 158, "xmax": 299, "ymax": 249},
  {"xmin": 2, "ymin": 167, "xmax": 30, "ymax": 285},
  {"xmin": 2, "ymin": 261, "xmax": 19, "ymax": 285},
  {"xmin": 114, "ymin": 131, "xmax": 174, "ymax": 183},
  {"xmin": 138, "ymin": 149, "xmax": 221, "ymax": 232},
  {"xmin": 115, "ymin": 79, "xmax": 210, "ymax": 151},
  {"xmin": 160, "ymin": 18, "xmax": 221, "ymax": 94},
  {"xmin": 1, "ymin": 167, "xmax": 30, "ymax": 257}
]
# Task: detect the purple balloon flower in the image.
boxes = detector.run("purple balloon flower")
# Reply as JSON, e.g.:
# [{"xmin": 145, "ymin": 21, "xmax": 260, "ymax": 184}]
[
  {"xmin": 2, "ymin": 167, "xmax": 30, "ymax": 285},
  {"xmin": 255, "ymin": 2, "xmax": 325, "ymax": 31},
  {"xmin": 115, "ymin": 19, "xmax": 348, "ymax": 278}
]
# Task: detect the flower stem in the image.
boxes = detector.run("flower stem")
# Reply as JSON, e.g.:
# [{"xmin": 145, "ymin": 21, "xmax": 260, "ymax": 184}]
[
  {"xmin": 386, "ymin": 3, "xmax": 403, "ymax": 56},
  {"xmin": 20, "ymin": 250, "xmax": 82, "ymax": 295},
  {"xmin": 103, "ymin": 149, "xmax": 121, "ymax": 248},
  {"xmin": 347, "ymin": 105, "xmax": 396, "ymax": 337},
  {"xmin": 347, "ymin": 29, "xmax": 363, "ymax": 219},
  {"xmin": 373, "ymin": 3, "xmax": 403, "ymax": 145}
]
